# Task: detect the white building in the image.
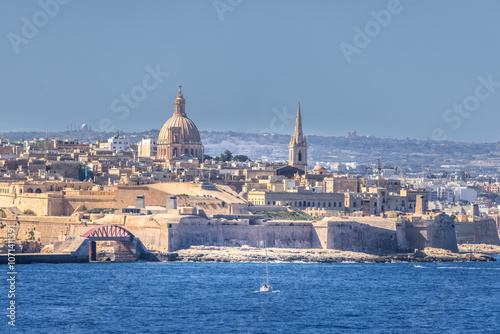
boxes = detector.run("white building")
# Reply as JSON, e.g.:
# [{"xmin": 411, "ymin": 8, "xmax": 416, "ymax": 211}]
[
  {"xmin": 138, "ymin": 138, "xmax": 157, "ymax": 157},
  {"xmin": 454, "ymin": 187, "xmax": 477, "ymax": 203},
  {"xmin": 108, "ymin": 133, "xmax": 130, "ymax": 152}
]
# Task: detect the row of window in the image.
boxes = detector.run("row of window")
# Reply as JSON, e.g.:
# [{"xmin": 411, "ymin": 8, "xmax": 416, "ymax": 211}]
[
  {"xmin": 263, "ymin": 200, "xmax": 343, "ymax": 208},
  {"xmin": 159, "ymin": 147, "xmax": 199, "ymax": 158}
]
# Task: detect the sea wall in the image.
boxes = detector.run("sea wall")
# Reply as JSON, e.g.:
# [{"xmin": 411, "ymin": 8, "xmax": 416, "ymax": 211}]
[
  {"xmin": 167, "ymin": 221, "xmax": 313, "ymax": 252},
  {"xmin": 455, "ymin": 219, "xmax": 500, "ymax": 245},
  {"xmin": 316, "ymin": 220, "xmax": 398, "ymax": 254},
  {"xmin": 0, "ymin": 212, "xmax": 471, "ymax": 255},
  {"xmin": 396, "ymin": 214, "xmax": 458, "ymax": 252}
]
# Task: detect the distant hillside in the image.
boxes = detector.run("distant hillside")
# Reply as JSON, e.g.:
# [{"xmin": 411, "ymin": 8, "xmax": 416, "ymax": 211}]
[{"xmin": 2, "ymin": 129, "xmax": 500, "ymax": 173}]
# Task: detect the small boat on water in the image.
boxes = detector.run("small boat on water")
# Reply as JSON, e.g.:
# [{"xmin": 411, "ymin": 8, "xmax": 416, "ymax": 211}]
[
  {"xmin": 260, "ymin": 248, "xmax": 273, "ymax": 293},
  {"xmin": 413, "ymin": 264, "xmax": 423, "ymax": 268}
]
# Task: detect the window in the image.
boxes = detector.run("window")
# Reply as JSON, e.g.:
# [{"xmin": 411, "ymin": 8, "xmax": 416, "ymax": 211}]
[
  {"xmin": 339, "ymin": 202, "xmax": 342, "ymax": 207},
  {"xmin": 334, "ymin": 202, "xmax": 336, "ymax": 207},
  {"xmin": 298, "ymin": 152, "xmax": 302, "ymax": 162},
  {"xmin": 328, "ymin": 202, "xmax": 331, "ymax": 207}
]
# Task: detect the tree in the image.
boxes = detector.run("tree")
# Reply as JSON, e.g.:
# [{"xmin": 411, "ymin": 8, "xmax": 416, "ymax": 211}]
[
  {"xmin": 23, "ymin": 209, "xmax": 35, "ymax": 216},
  {"xmin": 233, "ymin": 155, "xmax": 250, "ymax": 162},
  {"xmin": 204, "ymin": 154, "xmax": 213, "ymax": 161},
  {"xmin": 219, "ymin": 150, "xmax": 233, "ymax": 162}
]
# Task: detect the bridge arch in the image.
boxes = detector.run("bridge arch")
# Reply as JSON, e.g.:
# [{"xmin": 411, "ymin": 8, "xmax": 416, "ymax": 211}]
[{"xmin": 82, "ymin": 224, "xmax": 135, "ymax": 241}]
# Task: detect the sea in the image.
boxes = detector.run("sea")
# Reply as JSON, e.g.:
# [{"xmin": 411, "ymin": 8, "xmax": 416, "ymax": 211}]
[{"xmin": 2, "ymin": 257, "xmax": 500, "ymax": 334}]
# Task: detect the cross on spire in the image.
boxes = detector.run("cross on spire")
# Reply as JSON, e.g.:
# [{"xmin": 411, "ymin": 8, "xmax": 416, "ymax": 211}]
[{"xmin": 178, "ymin": 84, "xmax": 182, "ymax": 94}]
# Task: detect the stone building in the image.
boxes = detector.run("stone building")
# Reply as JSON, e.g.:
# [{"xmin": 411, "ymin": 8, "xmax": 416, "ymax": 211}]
[
  {"xmin": 157, "ymin": 87, "xmax": 204, "ymax": 163},
  {"xmin": 138, "ymin": 138, "xmax": 157, "ymax": 158},
  {"xmin": 289, "ymin": 102, "xmax": 307, "ymax": 173},
  {"xmin": 248, "ymin": 189, "xmax": 345, "ymax": 210}
]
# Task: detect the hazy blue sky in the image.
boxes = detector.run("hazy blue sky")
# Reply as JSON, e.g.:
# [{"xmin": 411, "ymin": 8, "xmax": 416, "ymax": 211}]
[{"xmin": 1, "ymin": 0, "xmax": 500, "ymax": 142}]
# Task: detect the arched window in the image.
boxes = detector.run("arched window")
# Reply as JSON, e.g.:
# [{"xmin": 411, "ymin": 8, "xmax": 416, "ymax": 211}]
[
  {"xmin": 191, "ymin": 149, "xmax": 194, "ymax": 155},
  {"xmin": 298, "ymin": 151, "xmax": 302, "ymax": 162},
  {"xmin": 184, "ymin": 148, "xmax": 188, "ymax": 154},
  {"xmin": 173, "ymin": 148, "xmax": 178, "ymax": 158},
  {"xmin": 35, "ymin": 188, "xmax": 42, "ymax": 193},
  {"xmin": 27, "ymin": 188, "xmax": 33, "ymax": 193}
]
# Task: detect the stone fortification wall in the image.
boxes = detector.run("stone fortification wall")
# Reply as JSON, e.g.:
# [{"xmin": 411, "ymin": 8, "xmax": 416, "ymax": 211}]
[
  {"xmin": 0, "ymin": 194, "xmax": 59, "ymax": 216},
  {"xmin": 317, "ymin": 220, "xmax": 398, "ymax": 254},
  {"xmin": 396, "ymin": 215, "xmax": 458, "ymax": 252},
  {"xmin": 0, "ymin": 218, "xmax": 85, "ymax": 246},
  {"xmin": 167, "ymin": 220, "xmax": 313, "ymax": 252},
  {"xmin": 426, "ymin": 220, "xmax": 459, "ymax": 252},
  {"xmin": 455, "ymin": 219, "xmax": 500, "ymax": 245}
]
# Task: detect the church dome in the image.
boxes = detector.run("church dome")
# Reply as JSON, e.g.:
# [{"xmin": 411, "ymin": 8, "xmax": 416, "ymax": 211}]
[
  {"xmin": 158, "ymin": 114, "xmax": 201, "ymax": 143},
  {"xmin": 156, "ymin": 86, "xmax": 204, "ymax": 162},
  {"xmin": 158, "ymin": 87, "xmax": 201, "ymax": 144},
  {"xmin": 313, "ymin": 165, "xmax": 326, "ymax": 171}
]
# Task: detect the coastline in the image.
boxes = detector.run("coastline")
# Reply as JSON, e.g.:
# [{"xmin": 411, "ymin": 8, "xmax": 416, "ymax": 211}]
[{"xmin": 154, "ymin": 245, "xmax": 498, "ymax": 263}]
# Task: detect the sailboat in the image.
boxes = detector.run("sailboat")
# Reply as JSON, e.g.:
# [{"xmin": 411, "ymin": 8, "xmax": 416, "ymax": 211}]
[{"xmin": 260, "ymin": 248, "xmax": 273, "ymax": 293}]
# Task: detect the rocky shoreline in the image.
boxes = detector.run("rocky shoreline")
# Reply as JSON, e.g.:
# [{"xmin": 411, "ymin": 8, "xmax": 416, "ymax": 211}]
[{"xmin": 153, "ymin": 246, "xmax": 498, "ymax": 263}]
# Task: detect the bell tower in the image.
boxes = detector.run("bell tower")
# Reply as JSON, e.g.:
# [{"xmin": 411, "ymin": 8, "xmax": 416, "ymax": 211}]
[{"xmin": 289, "ymin": 102, "xmax": 307, "ymax": 173}]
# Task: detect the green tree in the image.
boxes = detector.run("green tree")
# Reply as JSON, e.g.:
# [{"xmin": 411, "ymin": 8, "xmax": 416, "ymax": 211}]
[
  {"xmin": 233, "ymin": 155, "xmax": 250, "ymax": 162},
  {"xmin": 219, "ymin": 150, "xmax": 233, "ymax": 162},
  {"xmin": 23, "ymin": 209, "xmax": 35, "ymax": 216},
  {"xmin": 203, "ymin": 154, "xmax": 213, "ymax": 161}
]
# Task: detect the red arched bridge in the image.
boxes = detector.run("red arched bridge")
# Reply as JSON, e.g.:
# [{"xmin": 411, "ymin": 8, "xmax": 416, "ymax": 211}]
[{"xmin": 82, "ymin": 224, "xmax": 135, "ymax": 242}]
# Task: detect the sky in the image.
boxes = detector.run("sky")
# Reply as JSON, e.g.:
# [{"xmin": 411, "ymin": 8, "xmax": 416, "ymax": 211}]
[{"xmin": 1, "ymin": 0, "xmax": 500, "ymax": 142}]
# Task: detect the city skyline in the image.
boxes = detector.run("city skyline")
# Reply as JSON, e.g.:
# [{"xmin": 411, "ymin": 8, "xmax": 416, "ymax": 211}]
[{"xmin": 2, "ymin": 1, "xmax": 500, "ymax": 142}]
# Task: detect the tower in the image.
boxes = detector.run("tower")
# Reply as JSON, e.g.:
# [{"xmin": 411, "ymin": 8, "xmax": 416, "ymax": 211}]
[
  {"xmin": 289, "ymin": 102, "xmax": 307, "ymax": 173},
  {"xmin": 157, "ymin": 86, "xmax": 204, "ymax": 162}
]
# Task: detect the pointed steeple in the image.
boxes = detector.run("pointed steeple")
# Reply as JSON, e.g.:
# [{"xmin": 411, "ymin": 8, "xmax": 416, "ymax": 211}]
[
  {"xmin": 293, "ymin": 102, "xmax": 304, "ymax": 144},
  {"xmin": 288, "ymin": 101, "xmax": 308, "ymax": 173}
]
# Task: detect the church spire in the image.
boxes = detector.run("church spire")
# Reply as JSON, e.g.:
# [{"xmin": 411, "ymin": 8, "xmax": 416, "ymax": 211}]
[
  {"xmin": 288, "ymin": 101, "xmax": 308, "ymax": 173},
  {"xmin": 293, "ymin": 102, "xmax": 304, "ymax": 144}
]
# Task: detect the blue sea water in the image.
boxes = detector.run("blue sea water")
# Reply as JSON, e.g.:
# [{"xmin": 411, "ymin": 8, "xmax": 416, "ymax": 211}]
[{"xmin": 2, "ymin": 257, "xmax": 500, "ymax": 334}]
